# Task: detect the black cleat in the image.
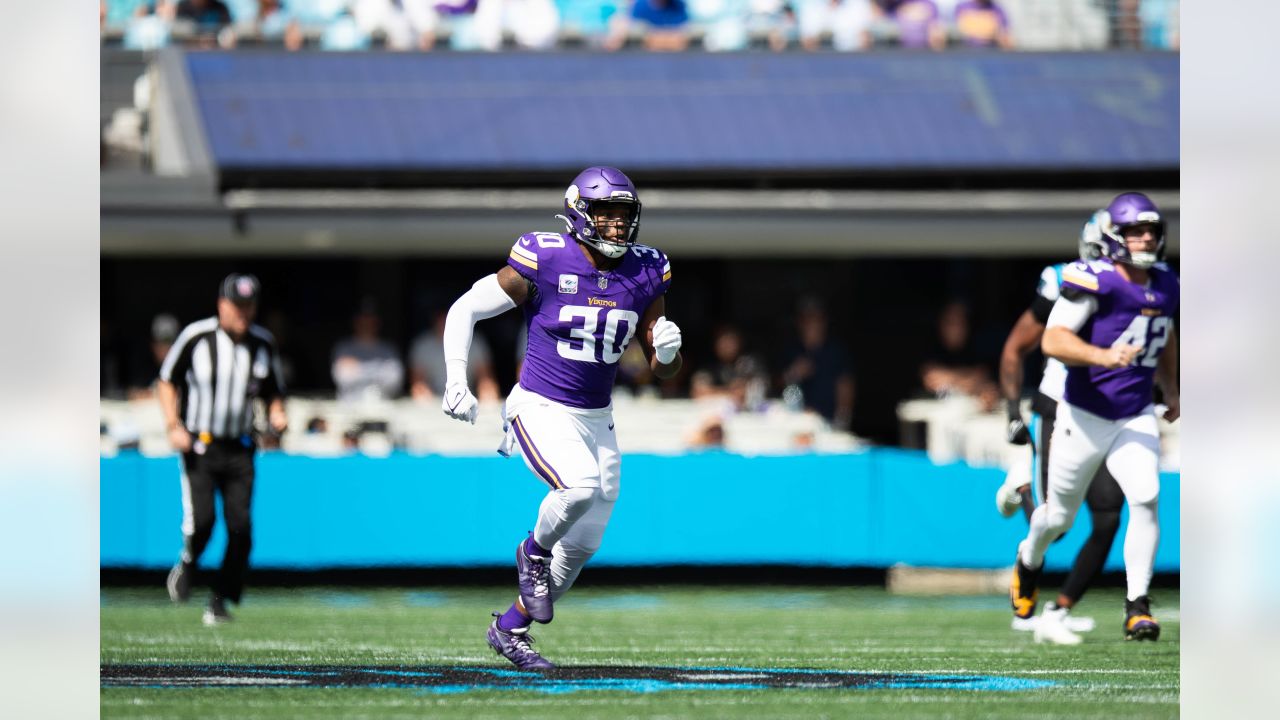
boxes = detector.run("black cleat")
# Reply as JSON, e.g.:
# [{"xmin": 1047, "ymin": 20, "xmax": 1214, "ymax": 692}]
[
  {"xmin": 1123, "ymin": 595, "xmax": 1160, "ymax": 641},
  {"xmin": 202, "ymin": 595, "xmax": 233, "ymax": 626},
  {"xmin": 1010, "ymin": 544, "xmax": 1041, "ymax": 620}
]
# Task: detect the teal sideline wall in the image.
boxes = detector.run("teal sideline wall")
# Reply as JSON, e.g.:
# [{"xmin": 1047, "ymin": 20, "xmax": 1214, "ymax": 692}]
[{"xmin": 100, "ymin": 449, "xmax": 1180, "ymax": 572}]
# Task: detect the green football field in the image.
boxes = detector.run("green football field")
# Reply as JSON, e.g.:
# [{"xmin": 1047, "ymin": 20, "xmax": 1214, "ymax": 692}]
[{"xmin": 100, "ymin": 585, "xmax": 1179, "ymax": 718}]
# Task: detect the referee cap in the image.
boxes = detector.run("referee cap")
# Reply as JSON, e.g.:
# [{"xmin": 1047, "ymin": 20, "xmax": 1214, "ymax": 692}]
[{"xmin": 219, "ymin": 273, "xmax": 260, "ymax": 304}]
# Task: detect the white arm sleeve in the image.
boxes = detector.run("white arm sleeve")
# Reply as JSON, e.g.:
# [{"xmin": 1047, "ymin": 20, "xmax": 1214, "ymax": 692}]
[
  {"xmin": 1045, "ymin": 293, "xmax": 1098, "ymax": 333},
  {"xmin": 442, "ymin": 274, "xmax": 517, "ymax": 386}
]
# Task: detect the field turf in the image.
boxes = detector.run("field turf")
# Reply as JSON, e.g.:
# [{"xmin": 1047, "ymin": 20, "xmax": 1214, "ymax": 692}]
[{"xmin": 101, "ymin": 585, "xmax": 1178, "ymax": 718}]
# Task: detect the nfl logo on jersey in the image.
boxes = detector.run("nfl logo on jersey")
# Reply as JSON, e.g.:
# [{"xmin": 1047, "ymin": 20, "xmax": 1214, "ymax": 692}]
[
  {"xmin": 558, "ymin": 274, "xmax": 578, "ymax": 294},
  {"xmin": 598, "ymin": 277, "xmax": 609, "ymax": 290}
]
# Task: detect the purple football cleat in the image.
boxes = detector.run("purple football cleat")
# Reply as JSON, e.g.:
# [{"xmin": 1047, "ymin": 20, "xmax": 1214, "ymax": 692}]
[
  {"xmin": 516, "ymin": 535, "xmax": 554, "ymax": 623},
  {"xmin": 487, "ymin": 614, "xmax": 556, "ymax": 670}
]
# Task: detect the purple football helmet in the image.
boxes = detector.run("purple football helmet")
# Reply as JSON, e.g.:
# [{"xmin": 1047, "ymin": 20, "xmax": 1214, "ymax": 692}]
[
  {"xmin": 557, "ymin": 166, "xmax": 641, "ymax": 259},
  {"xmin": 1098, "ymin": 192, "xmax": 1165, "ymax": 268}
]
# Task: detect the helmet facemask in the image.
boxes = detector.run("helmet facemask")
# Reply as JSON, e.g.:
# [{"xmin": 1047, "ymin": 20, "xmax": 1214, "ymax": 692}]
[
  {"xmin": 1101, "ymin": 211, "xmax": 1165, "ymax": 269},
  {"xmin": 1099, "ymin": 193, "xmax": 1166, "ymax": 269},
  {"xmin": 559, "ymin": 182, "xmax": 642, "ymax": 260}
]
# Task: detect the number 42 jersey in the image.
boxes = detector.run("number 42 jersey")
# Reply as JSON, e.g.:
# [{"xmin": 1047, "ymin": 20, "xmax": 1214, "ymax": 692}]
[
  {"xmin": 507, "ymin": 232, "xmax": 672, "ymax": 410},
  {"xmin": 1058, "ymin": 259, "xmax": 1180, "ymax": 420}
]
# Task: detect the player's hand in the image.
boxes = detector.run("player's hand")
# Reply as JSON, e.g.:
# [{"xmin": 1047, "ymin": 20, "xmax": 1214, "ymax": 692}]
[
  {"xmin": 1005, "ymin": 399, "xmax": 1030, "ymax": 445},
  {"xmin": 1100, "ymin": 343, "xmax": 1143, "ymax": 369},
  {"xmin": 1006, "ymin": 417, "xmax": 1030, "ymax": 445},
  {"xmin": 651, "ymin": 316, "xmax": 682, "ymax": 365},
  {"xmin": 1161, "ymin": 396, "xmax": 1180, "ymax": 423},
  {"xmin": 167, "ymin": 424, "xmax": 193, "ymax": 452},
  {"xmin": 442, "ymin": 382, "xmax": 479, "ymax": 424}
]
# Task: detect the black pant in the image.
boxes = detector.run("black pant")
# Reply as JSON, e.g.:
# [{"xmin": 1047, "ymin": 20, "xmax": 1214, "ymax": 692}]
[
  {"xmin": 179, "ymin": 441, "xmax": 256, "ymax": 604},
  {"xmin": 1033, "ymin": 407, "xmax": 1125, "ymax": 605}
]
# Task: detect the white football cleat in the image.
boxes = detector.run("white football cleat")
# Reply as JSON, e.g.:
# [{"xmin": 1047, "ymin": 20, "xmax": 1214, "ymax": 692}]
[
  {"xmin": 1034, "ymin": 603, "xmax": 1083, "ymax": 645},
  {"xmin": 1064, "ymin": 613, "xmax": 1096, "ymax": 633}
]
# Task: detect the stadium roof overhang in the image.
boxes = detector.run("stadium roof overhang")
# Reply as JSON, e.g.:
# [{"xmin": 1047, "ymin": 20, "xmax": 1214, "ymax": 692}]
[{"xmin": 100, "ymin": 179, "xmax": 1179, "ymax": 258}]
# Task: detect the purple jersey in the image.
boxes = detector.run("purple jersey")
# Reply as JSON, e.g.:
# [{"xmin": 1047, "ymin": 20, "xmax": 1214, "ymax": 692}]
[
  {"xmin": 893, "ymin": 0, "xmax": 939, "ymax": 49},
  {"xmin": 1059, "ymin": 259, "xmax": 1179, "ymax": 420},
  {"xmin": 507, "ymin": 232, "xmax": 672, "ymax": 409}
]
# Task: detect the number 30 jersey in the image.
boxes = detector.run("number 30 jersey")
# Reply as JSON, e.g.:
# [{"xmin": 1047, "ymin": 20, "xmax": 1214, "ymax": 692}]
[
  {"xmin": 1058, "ymin": 259, "xmax": 1180, "ymax": 420},
  {"xmin": 507, "ymin": 232, "xmax": 672, "ymax": 409}
]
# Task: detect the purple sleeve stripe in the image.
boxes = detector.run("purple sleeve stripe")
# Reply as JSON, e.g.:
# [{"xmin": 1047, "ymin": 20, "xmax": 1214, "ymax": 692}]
[{"xmin": 511, "ymin": 416, "xmax": 566, "ymax": 490}]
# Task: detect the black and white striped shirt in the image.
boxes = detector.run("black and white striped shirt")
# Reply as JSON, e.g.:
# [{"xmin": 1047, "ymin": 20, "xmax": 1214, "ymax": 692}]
[{"xmin": 159, "ymin": 318, "xmax": 286, "ymax": 439}]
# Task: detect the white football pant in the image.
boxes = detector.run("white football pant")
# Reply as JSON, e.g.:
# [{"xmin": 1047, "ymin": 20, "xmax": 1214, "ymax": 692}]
[
  {"xmin": 502, "ymin": 383, "xmax": 619, "ymax": 601},
  {"xmin": 1022, "ymin": 402, "xmax": 1160, "ymax": 601}
]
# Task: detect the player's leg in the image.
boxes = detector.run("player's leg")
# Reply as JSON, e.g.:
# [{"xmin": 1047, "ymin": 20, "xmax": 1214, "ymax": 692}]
[
  {"xmin": 488, "ymin": 400, "xmax": 602, "ymax": 668},
  {"xmin": 1105, "ymin": 410, "xmax": 1163, "ymax": 640},
  {"xmin": 168, "ymin": 451, "xmax": 215, "ymax": 603},
  {"xmin": 1015, "ymin": 405, "xmax": 1108, "ymax": 621},
  {"xmin": 498, "ymin": 396, "xmax": 600, "ymax": 623},
  {"xmin": 1035, "ymin": 464, "xmax": 1124, "ymax": 641},
  {"xmin": 548, "ymin": 414, "xmax": 619, "ymax": 601},
  {"xmin": 1023, "ymin": 405, "xmax": 1108, "ymax": 568},
  {"xmin": 1058, "ymin": 464, "xmax": 1124, "ymax": 608},
  {"xmin": 996, "ymin": 411, "xmax": 1045, "ymax": 520},
  {"xmin": 206, "ymin": 447, "xmax": 255, "ymax": 625},
  {"xmin": 996, "ymin": 444, "xmax": 1033, "ymax": 519}
]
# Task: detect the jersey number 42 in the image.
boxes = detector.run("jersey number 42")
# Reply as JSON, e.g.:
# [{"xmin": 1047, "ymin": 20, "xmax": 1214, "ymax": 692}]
[{"xmin": 1111, "ymin": 315, "xmax": 1173, "ymax": 368}]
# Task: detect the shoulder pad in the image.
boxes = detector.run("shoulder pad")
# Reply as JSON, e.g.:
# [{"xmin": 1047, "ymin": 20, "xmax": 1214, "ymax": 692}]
[
  {"xmin": 1060, "ymin": 260, "xmax": 1105, "ymax": 294},
  {"xmin": 509, "ymin": 231, "xmax": 571, "ymax": 273},
  {"xmin": 1036, "ymin": 264, "xmax": 1063, "ymax": 301},
  {"xmin": 630, "ymin": 244, "xmax": 671, "ymax": 286}
]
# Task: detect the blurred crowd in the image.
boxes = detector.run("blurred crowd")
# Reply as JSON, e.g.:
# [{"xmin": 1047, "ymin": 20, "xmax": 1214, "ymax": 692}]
[
  {"xmin": 103, "ymin": 292, "xmax": 1007, "ymax": 450},
  {"xmin": 100, "ymin": 0, "xmax": 1179, "ymax": 52}
]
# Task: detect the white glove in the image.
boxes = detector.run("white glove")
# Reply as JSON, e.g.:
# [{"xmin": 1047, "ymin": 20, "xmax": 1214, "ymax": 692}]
[
  {"xmin": 442, "ymin": 382, "xmax": 478, "ymax": 424},
  {"xmin": 652, "ymin": 316, "xmax": 682, "ymax": 365}
]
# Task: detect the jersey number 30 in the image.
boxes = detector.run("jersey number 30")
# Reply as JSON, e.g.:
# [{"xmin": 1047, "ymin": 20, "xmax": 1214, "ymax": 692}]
[
  {"xmin": 557, "ymin": 307, "xmax": 639, "ymax": 364},
  {"xmin": 1111, "ymin": 315, "xmax": 1172, "ymax": 368}
]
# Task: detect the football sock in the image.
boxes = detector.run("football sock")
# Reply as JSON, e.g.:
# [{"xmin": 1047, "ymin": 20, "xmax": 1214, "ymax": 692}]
[
  {"xmin": 497, "ymin": 601, "xmax": 532, "ymax": 631},
  {"xmin": 524, "ymin": 536, "xmax": 551, "ymax": 559},
  {"xmin": 1124, "ymin": 500, "xmax": 1159, "ymax": 601},
  {"xmin": 1022, "ymin": 506, "xmax": 1050, "ymax": 569}
]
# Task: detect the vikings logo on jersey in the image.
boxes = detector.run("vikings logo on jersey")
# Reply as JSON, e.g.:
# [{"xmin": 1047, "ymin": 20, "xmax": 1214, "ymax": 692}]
[
  {"xmin": 507, "ymin": 232, "xmax": 672, "ymax": 410},
  {"xmin": 1058, "ymin": 259, "xmax": 1179, "ymax": 420}
]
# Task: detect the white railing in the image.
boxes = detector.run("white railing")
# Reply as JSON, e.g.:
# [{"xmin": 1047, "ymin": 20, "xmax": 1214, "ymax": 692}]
[
  {"xmin": 100, "ymin": 395, "xmax": 864, "ymax": 457},
  {"xmin": 896, "ymin": 395, "xmax": 1181, "ymax": 471}
]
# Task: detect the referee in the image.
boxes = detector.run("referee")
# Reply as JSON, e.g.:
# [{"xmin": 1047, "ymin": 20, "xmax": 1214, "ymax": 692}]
[{"xmin": 157, "ymin": 273, "xmax": 287, "ymax": 625}]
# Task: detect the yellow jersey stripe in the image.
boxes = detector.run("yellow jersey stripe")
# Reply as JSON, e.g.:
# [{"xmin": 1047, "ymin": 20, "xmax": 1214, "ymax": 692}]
[
  {"xmin": 662, "ymin": 271, "xmax": 672, "ymax": 282},
  {"xmin": 1062, "ymin": 267, "xmax": 1098, "ymax": 290},
  {"xmin": 508, "ymin": 251, "xmax": 538, "ymax": 271}
]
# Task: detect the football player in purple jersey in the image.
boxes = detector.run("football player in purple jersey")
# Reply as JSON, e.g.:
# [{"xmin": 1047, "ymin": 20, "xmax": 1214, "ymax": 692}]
[
  {"xmin": 1010, "ymin": 192, "xmax": 1179, "ymax": 643},
  {"xmin": 995, "ymin": 212, "xmax": 1127, "ymax": 644},
  {"xmin": 440, "ymin": 166, "xmax": 683, "ymax": 669}
]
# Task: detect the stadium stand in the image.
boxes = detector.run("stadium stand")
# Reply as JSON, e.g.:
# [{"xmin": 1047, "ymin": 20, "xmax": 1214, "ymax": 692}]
[{"xmin": 101, "ymin": 0, "xmax": 1180, "ymax": 51}]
